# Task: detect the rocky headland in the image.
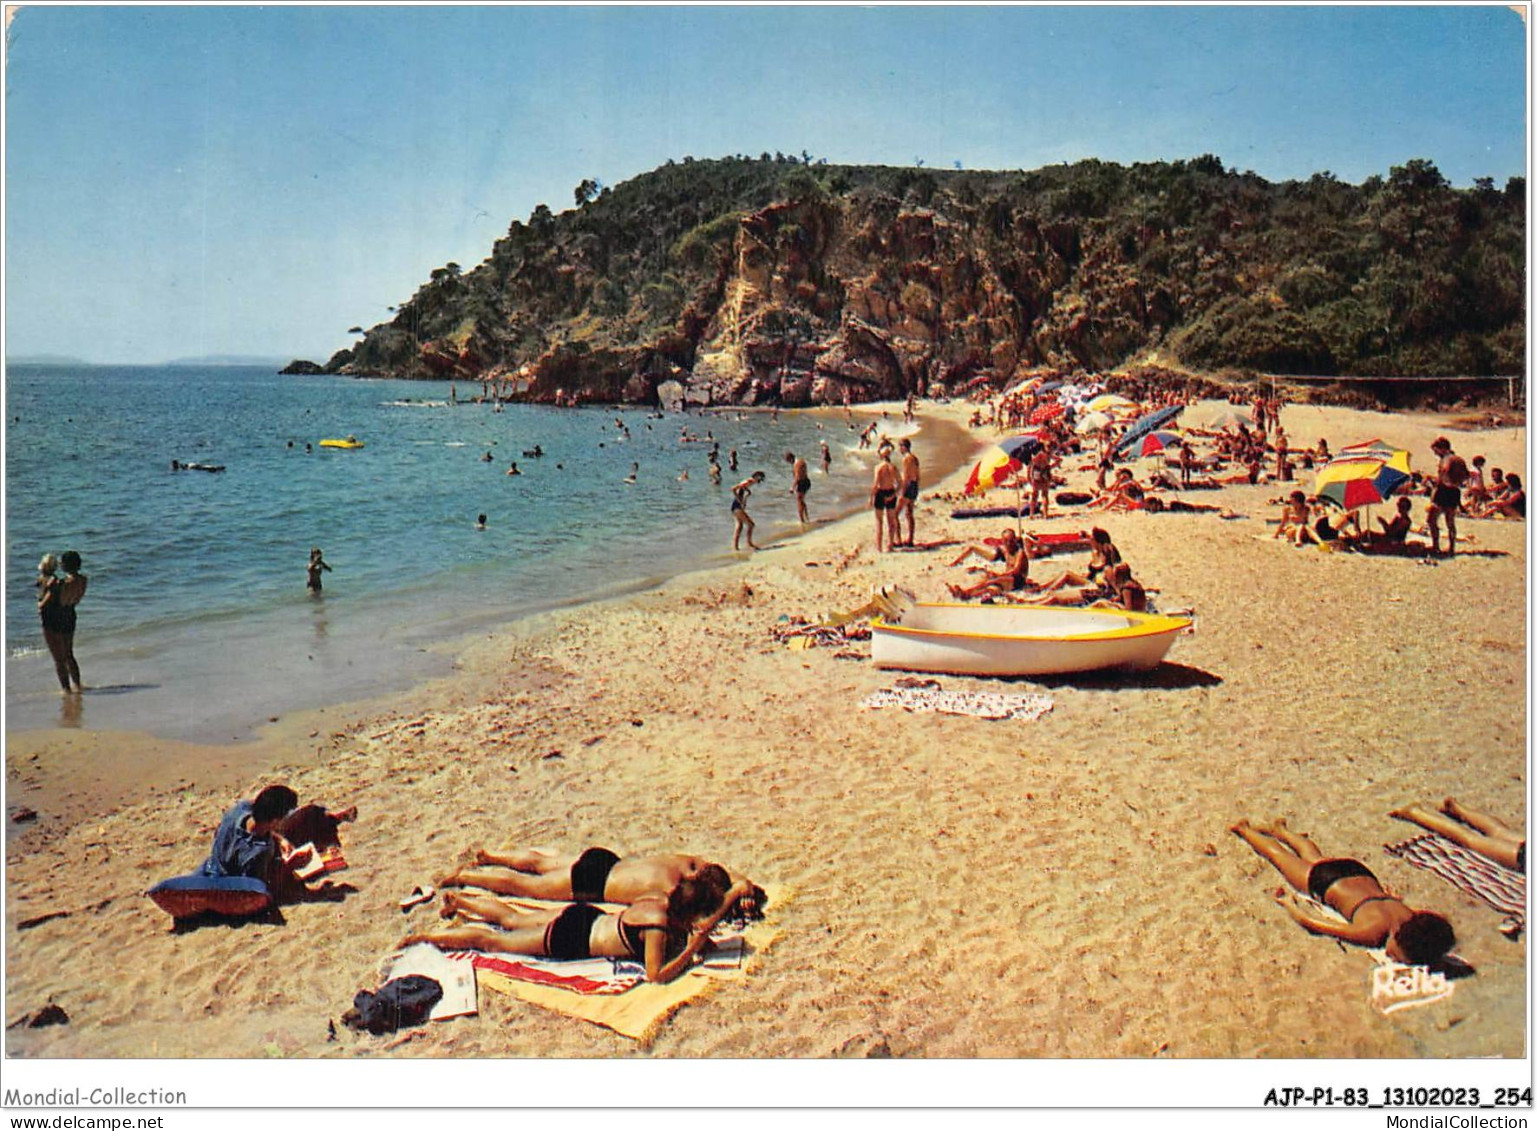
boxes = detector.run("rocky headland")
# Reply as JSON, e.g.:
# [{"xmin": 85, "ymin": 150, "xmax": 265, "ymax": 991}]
[{"xmin": 288, "ymin": 155, "xmax": 1524, "ymax": 409}]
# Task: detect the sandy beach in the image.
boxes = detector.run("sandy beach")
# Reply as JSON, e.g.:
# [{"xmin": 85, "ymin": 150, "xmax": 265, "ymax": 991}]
[{"xmin": 4, "ymin": 397, "xmax": 1526, "ymax": 1060}]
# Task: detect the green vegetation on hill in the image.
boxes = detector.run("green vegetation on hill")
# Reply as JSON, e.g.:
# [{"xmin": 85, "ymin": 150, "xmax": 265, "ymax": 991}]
[{"xmin": 334, "ymin": 154, "xmax": 1524, "ymax": 403}]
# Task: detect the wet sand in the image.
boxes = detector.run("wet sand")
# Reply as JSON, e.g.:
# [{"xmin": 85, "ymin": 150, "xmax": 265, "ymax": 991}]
[{"xmin": 4, "ymin": 399, "xmax": 1525, "ymax": 1059}]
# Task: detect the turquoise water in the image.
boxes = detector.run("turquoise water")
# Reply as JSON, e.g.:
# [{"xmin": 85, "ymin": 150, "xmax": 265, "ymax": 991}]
[{"xmin": 5, "ymin": 365, "xmax": 964, "ymax": 742}]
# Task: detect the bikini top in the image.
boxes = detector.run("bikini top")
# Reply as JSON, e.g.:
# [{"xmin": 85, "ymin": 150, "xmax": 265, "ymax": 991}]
[
  {"xmin": 616, "ymin": 912, "xmax": 648, "ymax": 960},
  {"xmin": 615, "ymin": 911, "xmax": 684, "ymax": 962}
]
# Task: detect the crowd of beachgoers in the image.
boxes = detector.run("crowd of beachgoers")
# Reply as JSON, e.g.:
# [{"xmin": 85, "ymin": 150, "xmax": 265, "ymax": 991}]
[{"xmin": 5, "ymin": 375, "xmax": 1526, "ymax": 1060}]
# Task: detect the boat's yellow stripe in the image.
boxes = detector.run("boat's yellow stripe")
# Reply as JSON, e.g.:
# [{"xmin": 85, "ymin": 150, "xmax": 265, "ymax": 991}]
[{"xmin": 871, "ymin": 603, "xmax": 1191, "ymax": 644}]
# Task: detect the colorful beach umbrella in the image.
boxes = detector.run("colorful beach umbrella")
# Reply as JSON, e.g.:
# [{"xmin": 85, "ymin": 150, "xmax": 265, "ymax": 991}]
[
  {"xmin": 1114, "ymin": 404, "xmax": 1185, "ymax": 454},
  {"xmin": 1085, "ymin": 393, "xmax": 1136, "ymax": 413},
  {"xmin": 1206, "ymin": 408, "xmax": 1251, "ymax": 431},
  {"xmin": 1135, "ymin": 429, "xmax": 1184, "ymax": 458},
  {"xmin": 962, "ymin": 433, "xmax": 1044, "ymax": 496},
  {"xmin": 1313, "ymin": 447, "xmax": 1412, "ymax": 510},
  {"xmin": 1337, "ymin": 438, "xmax": 1403, "ymax": 458},
  {"xmin": 1074, "ymin": 410, "xmax": 1114, "ymax": 435}
]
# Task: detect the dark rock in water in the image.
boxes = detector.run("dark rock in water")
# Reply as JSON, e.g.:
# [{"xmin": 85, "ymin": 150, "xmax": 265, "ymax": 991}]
[
  {"xmin": 323, "ymin": 348, "xmax": 355, "ymax": 374},
  {"xmin": 280, "ymin": 359, "xmax": 325, "ymax": 375}
]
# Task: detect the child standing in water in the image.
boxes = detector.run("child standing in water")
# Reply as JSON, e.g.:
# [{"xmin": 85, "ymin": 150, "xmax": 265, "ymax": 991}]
[{"xmin": 307, "ymin": 547, "xmax": 332, "ymax": 592}]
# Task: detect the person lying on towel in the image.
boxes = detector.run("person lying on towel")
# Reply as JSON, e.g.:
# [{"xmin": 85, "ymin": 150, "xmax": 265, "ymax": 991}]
[
  {"xmin": 204, "ymin": 784, "xmax": 354, "ymax": 899},
  {"xmin": 406, "ymin": 871, "xmax": 756, "ymax": 983},
  {"xmin": 1391, "ymin": 798, "xmax": 1526, "ymax": 874},
  {"xmin": 1232, "ymin": 817, "xmax": 1455, "ymax": 966},
  {"xmin": 1021, "ymin": 561, "xmax": 1147, "ymax": 613},
  {"xmin": 442, "ymin": 846, "xmax": 766, "ymax": 920},
  {"xmin": 947, "ymin": 528, "xmax": 1022, "ymax": 570}
]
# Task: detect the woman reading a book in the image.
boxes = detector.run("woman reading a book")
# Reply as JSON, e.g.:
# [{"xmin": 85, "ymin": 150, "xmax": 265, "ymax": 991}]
[{"xmin": 202, "ymin": 784, "xmax": 355, "ymax": 899}]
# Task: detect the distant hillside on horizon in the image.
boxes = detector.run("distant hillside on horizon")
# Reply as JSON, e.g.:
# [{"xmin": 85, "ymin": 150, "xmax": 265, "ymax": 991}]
[
  {"xmin": 163, "ymin": 354, "xmax": 291, "ymax": 368},
  {"xmin": 8, "ymin": 354, "xmax": 293, "ymax": 368},
  {"xmin": 6, "ymin": 354, "xmax": 92, "ymax": 366},
  {"xmin": 313, "ymin": 153, "xmax": 1526, "ymax": 407}
]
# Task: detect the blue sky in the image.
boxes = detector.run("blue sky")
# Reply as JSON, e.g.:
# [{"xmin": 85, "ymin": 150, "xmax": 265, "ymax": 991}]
[{"xmin": 3, "ymin": 5, "xmax": 1527, "ymax": 364}]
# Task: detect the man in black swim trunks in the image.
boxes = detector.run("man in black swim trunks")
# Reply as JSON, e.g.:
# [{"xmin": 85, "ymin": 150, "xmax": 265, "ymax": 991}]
[
  {"xmin": 786, "ymin": 451, "xmax": 811, "ymax": 524},
  {"xmin": 871, "ymin": 450, "xmax": 900, "ymax": 552},
  {"xmin": 1426, "ymin": 436, "xmax": 1467, "ymax": 557},
  {"xmin": 896, "ymin": 438, "xmax": 921, "ymax": 548}
]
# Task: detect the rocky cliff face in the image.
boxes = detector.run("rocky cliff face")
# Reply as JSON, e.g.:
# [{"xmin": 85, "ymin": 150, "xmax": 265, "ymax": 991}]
[{"xmin": 330, "ymin": 157, "xmax": 1524, "ymax": 404}]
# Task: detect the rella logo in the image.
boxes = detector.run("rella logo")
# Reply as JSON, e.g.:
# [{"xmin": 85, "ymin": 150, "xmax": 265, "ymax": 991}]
[{"xmin": 1370, "ymin": 963, "xmax": 1454, "ymax": 1014}]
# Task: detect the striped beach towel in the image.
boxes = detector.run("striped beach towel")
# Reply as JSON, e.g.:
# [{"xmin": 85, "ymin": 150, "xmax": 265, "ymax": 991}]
[
  {"xmin": 1385, "ymin": 834, "xmax": 1526, "ymax": 937},
  {"xmin": 450, "ymin": 951, "xmax": 644, "ymax": 996}
]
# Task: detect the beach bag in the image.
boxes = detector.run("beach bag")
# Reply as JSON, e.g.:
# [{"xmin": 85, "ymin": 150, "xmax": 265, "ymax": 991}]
[
  {"xmin": 1444, "ymin": 457, "xmax": 1469, "ymax": 486},
  {"xmin": 343, "ymin": 975, "xmax": 443, "ymax": 1035}
]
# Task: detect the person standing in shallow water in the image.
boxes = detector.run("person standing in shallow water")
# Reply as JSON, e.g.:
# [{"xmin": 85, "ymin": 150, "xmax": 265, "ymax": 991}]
[
  {"xmin": 730, "ymin": 471, "xmax": 766, "ymax": 551},
  {"xmin": 37, "ymin": 552, "xmax": 84, "ymax": 694},
  {"xmin": 307, "ymin": 547, "xmax": 332, "ymax": 592},
  {"xmin": 786, "ymin": 451, "xmax": 810, "ymax": 524}
]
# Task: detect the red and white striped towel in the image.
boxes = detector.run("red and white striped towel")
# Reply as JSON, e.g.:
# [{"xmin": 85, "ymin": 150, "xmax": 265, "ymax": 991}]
[{"xmin": 1385, "ymin": 834, "xmax": 1525, "ymax": 937}]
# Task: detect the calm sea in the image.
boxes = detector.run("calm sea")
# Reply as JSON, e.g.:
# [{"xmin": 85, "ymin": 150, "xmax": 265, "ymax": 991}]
[{"xmin": 5, "ymin": 365, "xmax": 969, "ymax": 742}]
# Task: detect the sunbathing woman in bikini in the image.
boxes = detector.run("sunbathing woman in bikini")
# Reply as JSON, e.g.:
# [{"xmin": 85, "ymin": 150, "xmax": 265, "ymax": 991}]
[
  {"xmin": 1390, "ymin": 798, "xmax": 1525, "ymax": 873},
  {"xmin": 945, "ymin": 537, "xmax": 1031, "ymax": 601},
  {"xmin": 1021, "ymin": 562, "xmax": 1147, "ymax": 612},
  {"xmin": 1273, "ymin": 491, "xmax": 1312, "ymax": 545},
  {"xmin": 948, "ymin": 528, "xmax": 1021, "ymax": 569},
  {"xmin": 443, "ymin": 846, "xmax": 766, "ymax": 918},
  {"xmin": 405, "ymin": 871, "xmax": 755, "ymax": 984},
  {"xmin": 1141, "ymin": 496, "xmax": 1225, "ymax": 515},
  {"xmin": 1029, "ymin": 527, "xmax": 1121, "ymax": 592},
  {"xmin": 1470, "ymin": 473, "xmax": 1525, "ymax": 519},
  {"xmin": 1086, "ymin": 470, "xmax": 1146, "ymax": 513},
  {"xmin": 1231, "ymin": 818, "xmax": 1456, "ymax": 966}
]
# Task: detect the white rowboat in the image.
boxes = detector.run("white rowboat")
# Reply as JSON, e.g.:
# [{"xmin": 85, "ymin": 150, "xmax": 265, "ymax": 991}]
[{"xmin": 871, "ymin": 603, "xmax": 1190, "ymax": 677}]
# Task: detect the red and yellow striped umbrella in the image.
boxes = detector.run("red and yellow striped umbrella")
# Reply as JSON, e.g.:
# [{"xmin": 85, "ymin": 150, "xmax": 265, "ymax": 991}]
[
  {"xmin": 963, "ymin": 433, "xmax": 1045, "ymax": 496},
  {"xmin": 1314, "ymin": 446, "xmax": 1412, "ymax": 509}
]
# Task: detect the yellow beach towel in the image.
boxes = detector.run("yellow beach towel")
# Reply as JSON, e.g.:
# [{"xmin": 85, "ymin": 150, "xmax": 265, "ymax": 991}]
[{"xmin": 474, "ymin": 885, "xmax": 789, "ymax": 1043}]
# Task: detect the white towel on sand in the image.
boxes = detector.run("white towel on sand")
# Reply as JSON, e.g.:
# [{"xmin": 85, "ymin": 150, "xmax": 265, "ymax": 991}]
[
  {"xmin": 380, "ymin": 941, "xmax": 479, "ymax": 1021},
  {"xmin": 862, "ymin": 684, "xmax": 1054, "ymax": 722}
]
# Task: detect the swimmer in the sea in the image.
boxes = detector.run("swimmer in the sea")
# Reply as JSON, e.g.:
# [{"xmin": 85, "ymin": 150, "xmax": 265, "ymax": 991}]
[{"xmin": 306, "ymin": 547, "xmax": 332, "ymax": 592}]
